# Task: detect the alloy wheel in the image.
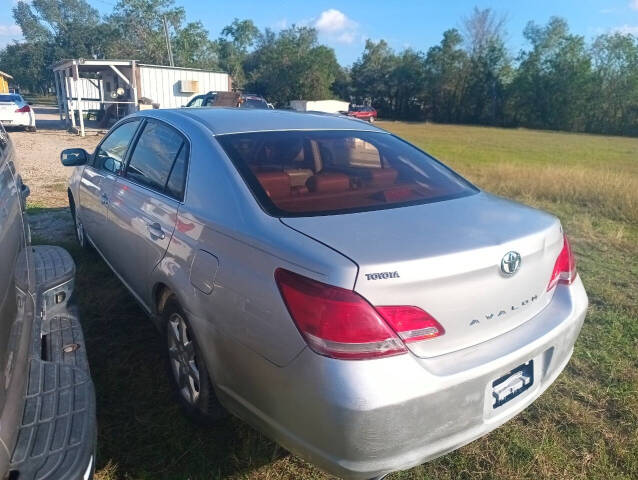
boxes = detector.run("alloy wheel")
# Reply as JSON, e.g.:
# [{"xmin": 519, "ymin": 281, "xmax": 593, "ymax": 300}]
[{"xmin": 167, "ymin": 313, "xmax": 201, "ymax": 405}]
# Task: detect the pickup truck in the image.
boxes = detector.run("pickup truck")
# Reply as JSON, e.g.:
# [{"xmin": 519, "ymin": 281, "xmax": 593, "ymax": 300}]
[{"xmin": 0, "ymin": 122, "xmax": 96, "ymax": 479}]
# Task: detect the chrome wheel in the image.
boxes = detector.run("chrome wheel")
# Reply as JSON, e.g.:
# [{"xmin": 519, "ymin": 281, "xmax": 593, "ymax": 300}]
[{"xmin": 167, "ymin": 313, "xmax": 201, "ymax": 405}]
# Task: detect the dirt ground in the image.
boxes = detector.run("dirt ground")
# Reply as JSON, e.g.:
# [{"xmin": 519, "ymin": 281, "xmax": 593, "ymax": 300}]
[{"xmin": 8, "ymin": 106, "xmax": 105, "ymax": 241}]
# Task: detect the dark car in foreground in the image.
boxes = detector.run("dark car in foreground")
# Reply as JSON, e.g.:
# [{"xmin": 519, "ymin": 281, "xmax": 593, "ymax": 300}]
[
  {"xmin": 61, "ymin": 109, "xmax": 586, "ymax": 479},
  {"xmin": 0, "ymin": 123, "xmax": 95, "ymax": 479}
]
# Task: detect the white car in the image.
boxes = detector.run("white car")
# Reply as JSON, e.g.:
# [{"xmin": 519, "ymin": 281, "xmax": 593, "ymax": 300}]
[{"xmin": 0, "ymin": 94, "xmax": 36, "ymax": 131}]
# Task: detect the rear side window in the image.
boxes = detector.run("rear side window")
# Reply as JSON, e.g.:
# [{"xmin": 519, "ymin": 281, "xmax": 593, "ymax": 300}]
[
  {"xmin": 217, "ymin": 130, "xmax": 477, "ymax": 217},
  {"xmin": 166, "ymin": 144, "xmax": 188, "ymax": 200},
  {"xmin": 94, "ymin": 120, "xmax": 140, "ymax": 173},
  {"xmin": 125, "ymin": 120, "xmax": 187, "ymax": 199}
]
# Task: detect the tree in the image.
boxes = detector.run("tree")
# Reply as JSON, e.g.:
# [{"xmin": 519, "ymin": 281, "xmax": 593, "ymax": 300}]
[
  {"xmin": 508, "ymin": 17, "xmax": 593, "ymax": 131},
  {"xmin": 172, "ymin": 22, "xmax": 219, "ymax": 70},
  {"xmin": 350, "ymin": 40, "xmax": 398, "ymax": 116},
  {"xmin": 590, "ymin": 33, "xmax": 638, "ymax": 135},
  {"xmin": 9, "ymin": 0, "xmax": 104, "ymax": 91},
  {"xmin": 423, "ymin": 29, "xmax": 468, "ymax": 123},
  {"xmin": 0, "ymin": 42, "xmax": 52, "ymax": 94},
  {"xmin": 460, "ymin": 8, "xmax": 511, "ymax": 124},
  {"xmin": 217, "ymin": 19, "xmax": 260, "ymax": 89},
  {"xmin": 106, "ymin": 0, "xmax": 216, "ymax": 67},
  {"xmin": 244, "ymin": 26, "xmax": 340, "ymax": 105}
]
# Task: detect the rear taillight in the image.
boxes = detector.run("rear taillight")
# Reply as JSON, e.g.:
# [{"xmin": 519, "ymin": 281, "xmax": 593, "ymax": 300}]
[
  {"xmin": 275, "ymin": 268, "xmax": 444, "ymax": 360},
  {"xmin": 547, "ymin": 234, "xmax": 576, "ymax": 291},
  {"xmin": 15, "ymin": 105, "xmax": 31, "ymax": 113},
  {"xmin": 376, "ymin": 306, "xmax": 445, "ymax": 342}
]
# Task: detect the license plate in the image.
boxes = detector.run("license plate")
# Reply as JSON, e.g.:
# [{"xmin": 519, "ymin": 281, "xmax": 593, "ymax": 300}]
[{"xmin": 492, "ymin": 360, "xmax": 534, "ymax": 408}]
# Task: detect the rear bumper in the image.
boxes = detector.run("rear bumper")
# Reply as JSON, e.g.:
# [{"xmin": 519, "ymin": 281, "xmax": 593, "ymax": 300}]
[
  {"xmin": 9, "ymin": 246, "xmax": 96, "ymax": 480},
  {"xmin": 1, "ymin": 112, "xmax": 35, "ymax": 128},
  {"xmin": 218, "ymin": 277, "xmax": 587, "ymax": 480}
]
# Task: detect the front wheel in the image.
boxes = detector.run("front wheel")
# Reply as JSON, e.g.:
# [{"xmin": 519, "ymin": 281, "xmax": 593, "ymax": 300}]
[
  {"xmin": 368, "ymin": 116, "xmax": 376, "ymax": 123},
  {"xmin": 164, "ymin": 297, "xmax": 226, "ymax": 423}
]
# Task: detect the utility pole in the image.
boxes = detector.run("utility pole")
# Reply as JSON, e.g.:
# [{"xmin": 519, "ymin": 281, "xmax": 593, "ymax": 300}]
[{"xmin": 163, "ymin": 16, "xmax": 175, "ymax": 67}]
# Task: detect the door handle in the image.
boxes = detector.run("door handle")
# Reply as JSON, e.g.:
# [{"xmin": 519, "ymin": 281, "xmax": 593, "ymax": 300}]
[
  {"xmin": 147, "ymin": 222, "xmax": 165, "ymax": 240},
  {"xmin": 100, "ymin": 193, "xmax": 109, "ymax": 205}
]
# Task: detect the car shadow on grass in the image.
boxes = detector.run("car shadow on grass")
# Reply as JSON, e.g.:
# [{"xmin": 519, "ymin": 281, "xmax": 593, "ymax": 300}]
[{"xmin": 30, "ymin": 207, "xmax": 285, "ymax": 480}]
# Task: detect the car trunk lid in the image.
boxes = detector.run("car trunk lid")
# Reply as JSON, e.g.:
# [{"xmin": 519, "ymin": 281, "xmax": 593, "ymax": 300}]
[{"xmin": 281, "ymin": 192, "xmax": 563, "ymax": 358}]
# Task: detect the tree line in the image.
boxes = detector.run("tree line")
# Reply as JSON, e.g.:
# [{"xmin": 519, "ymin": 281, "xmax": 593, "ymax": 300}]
[{"xmin": 2, "ymin": 1, "xmax": 638, "ymax": 136}]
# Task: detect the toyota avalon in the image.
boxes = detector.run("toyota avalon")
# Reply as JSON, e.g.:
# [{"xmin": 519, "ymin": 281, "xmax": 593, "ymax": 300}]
[{"xmin": 61, "ymin": 109, "xmax": 587, "ymax": 479}]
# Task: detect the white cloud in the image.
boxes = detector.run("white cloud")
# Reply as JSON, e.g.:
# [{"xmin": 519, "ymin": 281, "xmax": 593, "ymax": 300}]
[
  {"xmin": 630, "ymin": 0, "xmax": 638, "ymax": 11},
  {"xmin": 313, "ymin": 9, "xmax": 359, "ymax": 44},
  {"xmin": 0, "ymin": 24, "xmax": 22, "ymax": 36},
  {"xmin": 613, "ymin": 24, "xmax": 638, "ymax": 35},
  {"xmin": 315, "ymin": 9, "xmax": 353, "ymax": 33},
  {"xmin": 273, "ymin": 18, "xmax": 288, "ymax": 30}
]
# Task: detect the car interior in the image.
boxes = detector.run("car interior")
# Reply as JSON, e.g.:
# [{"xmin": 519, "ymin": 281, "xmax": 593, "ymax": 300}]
[{"xmin": 219, "ymin": 131, "xmax": 464, "ymax": 214}]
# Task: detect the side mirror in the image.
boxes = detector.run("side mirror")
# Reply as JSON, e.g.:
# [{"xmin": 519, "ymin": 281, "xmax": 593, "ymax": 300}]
[
  {"xmin": 61, "ymin": 148, "xmax": 89, "ymax": 166},
  {"xmin": 103, "ymin": 156, "xmax": 122, "ymax": 175}
]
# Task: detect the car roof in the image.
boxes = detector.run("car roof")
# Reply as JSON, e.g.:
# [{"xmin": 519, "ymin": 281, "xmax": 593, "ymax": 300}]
[{"xmin": 136, "ymin": 108, "xmax": 384, "ymax": 136}]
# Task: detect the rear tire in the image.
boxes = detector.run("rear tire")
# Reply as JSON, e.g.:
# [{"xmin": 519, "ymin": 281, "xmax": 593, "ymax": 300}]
[
  {"xmin": 369, "ymin": 116, "xmax": 375, "ymax": 123},
  {"xmin": 69, "ymin": 194, "xmax": 91, "ymax": 251},
  {"xmin": 163, "ymin": 296, "xmax": 226, "ymax": 423}
]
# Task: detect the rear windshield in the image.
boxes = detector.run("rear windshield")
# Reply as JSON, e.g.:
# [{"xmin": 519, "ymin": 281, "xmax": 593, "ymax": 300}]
[
  {"xmin": 217, "ymin": 130, "xmax": 477, "ymax": 217},
  {"xmin": 0, "ymin": 95, "xmax": 20, "ymax": 103}
]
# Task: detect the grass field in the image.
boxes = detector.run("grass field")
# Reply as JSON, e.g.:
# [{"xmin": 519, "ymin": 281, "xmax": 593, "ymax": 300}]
[{"xmin": 28, "ymin": 122, "xmax": 638, "ymax": 480}]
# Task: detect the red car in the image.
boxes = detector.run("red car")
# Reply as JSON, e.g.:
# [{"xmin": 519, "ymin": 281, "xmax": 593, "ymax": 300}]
[{"xmin": 347, "ymin": 105, "xmax": 377, "ymax": 122}]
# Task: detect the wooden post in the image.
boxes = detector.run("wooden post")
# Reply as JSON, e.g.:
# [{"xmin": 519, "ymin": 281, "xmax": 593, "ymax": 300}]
[
  {"xmin": 60, "ymin": 70, "xmax": 70, "ymax": 126},
  {"xmin": 74, "ymin": 63, "xmax": 85, "ymax": 137},
  {"xmin": 54, "ymin": 71, "xmax": 64, "ymax": 121},
  {"xmin": 131, "ymin": 61, "xmax": 138, "ymax": 113},
  {"xmin": 65, "ymin": 68, "xmax": 76, "ymax": 130}
]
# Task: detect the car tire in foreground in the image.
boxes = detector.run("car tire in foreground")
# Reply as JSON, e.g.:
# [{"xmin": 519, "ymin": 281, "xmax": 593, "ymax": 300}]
[{"xmin": 163, "ymin": 296, "xmax": 227, "ymax": 423}]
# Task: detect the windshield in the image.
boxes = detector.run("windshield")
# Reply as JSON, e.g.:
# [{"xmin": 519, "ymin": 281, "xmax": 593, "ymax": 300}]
[
  {"xmin": 217, "ymin": 130, "xmax": 477, "ymax": 217},
  {"xmin": 0, "ymin": 95, "xmax": 20, "ymax": 103}
]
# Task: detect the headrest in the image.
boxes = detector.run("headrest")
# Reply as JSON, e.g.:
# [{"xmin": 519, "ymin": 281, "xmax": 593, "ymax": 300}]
[
  {"xmin": 365, "ymin": 168, "xmax": 398, "ymax": 187},
  {"xmin": 306, "ymin": 172, "xmax": 350, "ymax": 193}
]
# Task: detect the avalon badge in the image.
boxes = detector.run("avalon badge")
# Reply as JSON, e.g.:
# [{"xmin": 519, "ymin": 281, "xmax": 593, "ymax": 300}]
[{"xmin": 501, "ymin": 251, "xmax": 521, "ymax": 276}]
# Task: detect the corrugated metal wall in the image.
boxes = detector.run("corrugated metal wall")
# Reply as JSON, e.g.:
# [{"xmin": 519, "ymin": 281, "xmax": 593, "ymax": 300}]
[
  {"xmin": 68, "ymin": 78, "xmax": 101, "ymax": 110},
  {"xmin": 138, "ymin": 65, "xmax": 230, "ymax": 109}
]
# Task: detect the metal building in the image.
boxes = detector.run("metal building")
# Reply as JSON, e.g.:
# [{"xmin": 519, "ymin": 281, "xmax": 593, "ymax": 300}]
[{"xmin": 52, "ymin": 59, "xmax": 230, "ymax": 136}]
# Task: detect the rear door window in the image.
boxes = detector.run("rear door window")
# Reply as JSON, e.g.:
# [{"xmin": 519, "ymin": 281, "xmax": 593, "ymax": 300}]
[
  {"xmin": 217, "ymin": 130, "xmax": 477, "ymax": 217},
  {"xmin": 166, "ymin": 144, "xmax": 188, "ymax": 200},
  {"xmin": 125, "ymin": 120, "xmax": 187, "ymax": 198},
  {"xmin": 93, "ymin": 120, "xmax": 141, "ymax": 173}
]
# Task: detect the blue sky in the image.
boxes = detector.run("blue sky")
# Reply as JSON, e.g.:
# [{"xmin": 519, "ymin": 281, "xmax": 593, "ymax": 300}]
[{"xmin": 2, "ymin": 0, "xmax": 638, "ymax": 65}]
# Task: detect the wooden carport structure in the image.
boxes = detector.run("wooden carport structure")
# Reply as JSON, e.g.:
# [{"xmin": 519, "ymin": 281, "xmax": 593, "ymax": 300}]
[{"xmin": 52, "ymin": 59, "xmax": 139, "ymax": 137}]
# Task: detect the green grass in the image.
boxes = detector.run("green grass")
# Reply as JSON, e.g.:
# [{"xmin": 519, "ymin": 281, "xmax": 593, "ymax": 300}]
[{"xmin": 32, "ymin": 122, "xmax": 638, "ymax": 479}]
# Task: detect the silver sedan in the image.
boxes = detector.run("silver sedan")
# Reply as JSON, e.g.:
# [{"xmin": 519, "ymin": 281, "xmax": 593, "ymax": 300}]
[{"xmin": 62, "ymin": 108, "xmax": 588, "ymax": 479}]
